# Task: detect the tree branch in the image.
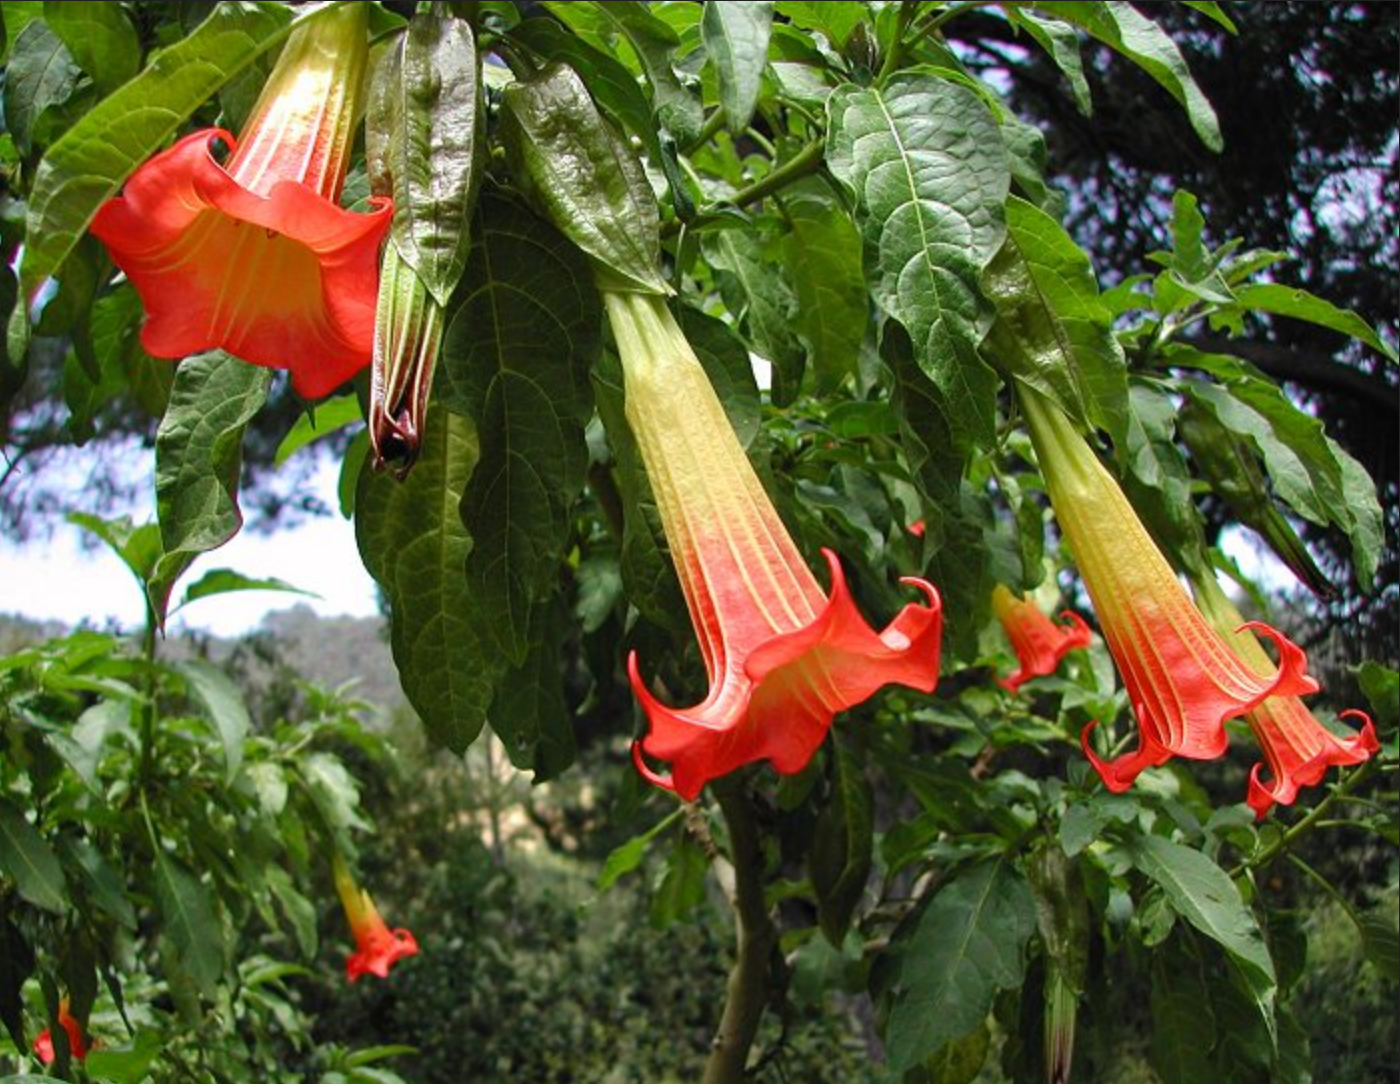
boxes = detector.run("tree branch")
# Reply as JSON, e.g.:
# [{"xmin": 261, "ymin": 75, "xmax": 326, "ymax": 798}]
[{"xmin": 703, "ymin": 777, "xmax": 778, "ymax": 1084}]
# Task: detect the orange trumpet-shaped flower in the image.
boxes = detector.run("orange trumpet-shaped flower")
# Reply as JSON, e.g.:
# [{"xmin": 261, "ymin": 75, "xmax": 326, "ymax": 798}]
[
  {"xmin": 90, "ymin": 6, "xmax": 391, "ymax": 399},
  {"xmin": 1017, "ymin": 385, "xmax": 1318, "ymax": 792},
  {"xmin": 610, "ymin": 292, "xmax": 943, "ymax": 801},
  {"xmin": 1194, "ymin": 577, "xmax": 1378, "ymax": 818},
  {"xmin": 33, "ymin": 998, "xmax": 87, "ymax": 1064},
  {"xmin": 991, "ymin": 583, "xmax": 1093, "ymax": 693},
  {"xmin": 333, "ymin": 854, "xmax": 418, "ymax": 982}
]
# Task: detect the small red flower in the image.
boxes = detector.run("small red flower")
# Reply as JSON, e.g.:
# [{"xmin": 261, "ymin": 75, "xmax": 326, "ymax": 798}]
[
  {"xmin": 991, "ymin": 583, "xmax": 1092, "ymax": 693},
  {"xmin": 611, "ymin": 293, "xmax": 944, "ymax": 801},
  {"xmin": 1018, "ymin": 386, "xmax": 1318, "ymax": 792},
  {"xmin": 33, "ymin": 999, "xmax": 87, "ymax": 1064},
  {"xmin": 1194, "ymin": 577, "xmax": 1379, "ymax": 818},
  {"xmin": 333, "ymin": 855, "xmax": 418, "ymax": 982},
  {"xmin": 89, "ymin": 6, "xmax": 391, "ymax": 399}
]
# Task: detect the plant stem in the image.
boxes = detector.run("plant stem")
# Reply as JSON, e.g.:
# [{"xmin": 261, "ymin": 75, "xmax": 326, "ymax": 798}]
[
  {"xmin": 138, "ymin": 600, "xmax": 159, "ymax": 787},
  {"xmin": 703, "ymin": 778, "xmax": 777, "ymax": 1084},
  {"xmin": 724, "ymin": 140, "xmax": 825, "ymax": 209},
  {"xmin": 687, "ymin": 107, "xmax": 729, "ymax": 152}
]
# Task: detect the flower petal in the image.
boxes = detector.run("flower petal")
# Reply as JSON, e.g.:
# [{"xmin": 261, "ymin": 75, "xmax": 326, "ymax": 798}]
[
  {"xmin": 1246, "ymin": 708, "xmax": 1379, "ymax": 818},
  {"xmin": 90, "ymin": 130, "xmax": 390, "ymax": 399}
]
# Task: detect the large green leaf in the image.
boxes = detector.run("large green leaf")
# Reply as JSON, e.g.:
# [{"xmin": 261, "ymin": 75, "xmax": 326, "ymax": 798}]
[
  {"xmin": 367, "ymin": 12, "xmax": 482, "ymax": 307},
  {"xmin": 827, "ymin": 73, "xmax": 1009, "ymax": 454},
  {"xmin": 1032, "ymin": 1, "xmax": 1222, "ymax": 151},
  {"xmin": 809, "ymin": 743, "xmax": 873, "ymax": 946},
  {"xmin": 500, "ymin": 61, "xmax": 669, "ymax": 295},
  {"xmin": 356, "ymin": 407, "xmax": 496, "ymax": 754},
  {"xmin": 701, "ymin": 0, "xmax": 774, "ymax": 133},
  {"xmin": 1117, "ymin": 379, "xmax": 1204, "ymax": 562},
  {"xmin": 153, "ymin": 852, "xmax": 222, "ymax": 999},
  {"xmin": 0, "ymin": 798, "xmax": 67, "ymax": 913},
  {"xmin": 1128, "ymin": 835, "xmax": 1276, "ymax": 1031},
  {"xmin": 781, "ymin": 191, "xmax": 867, "ymax": 391},
  {"xmin": 1172, "ymin": 346, "xmax": 1383, "ymax": 585},
  {"xmin": 43, "ymin": 0, "xmax": 140, "ymax": 94},
  {"xmin": 1149, "ymin": 946, "xmax": 1217, "ymax": 1084},
  {"xmin": 774, "ymin": 0, "xmax": 864, "ymax": 49},
  {"xmin": 982, "ymin": 195, "xmax": 1127, "ymax": 442},
  {"xmin": 1229, "ymin": 283, "xmax": 1397, "ymax": 361},
  {"xmin": 1008, "ymin": 8, "xmax": 1091, "ymax": 114},
  {"xmin": 21, "ymin": 0, "xmax": 305, "ymax": 294},
  {"xmin": 489, "ymin": 598, "xmax": 577, "ymax": 782},
  {"xmin": 148, "ymin": 352, "xmax": 271, "ymax": 623},
  {"xmin": 875, "ymin": 858, "xmax": 1037, "ymax": 1072},
  {"xmin": 702, "ymin": 221, "xmax": 805, "ymax": 403},
  {"xmin": 176, "ymin": 660, "xmax": 250, "ymax": 785},
  {"xmin": 592, "ymin": 0, "xmax": 703, "ymax": 143},
  {"xmin": 3, "ymin": 18, "xmax": 81, "ymax": 155},
  {"xmin": 438, "ymin": 193, "xmax": 600, "ymax": 666}
]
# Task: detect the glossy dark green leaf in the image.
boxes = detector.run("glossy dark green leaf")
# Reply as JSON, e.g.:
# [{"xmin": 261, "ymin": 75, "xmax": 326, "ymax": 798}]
[
  {"xmin": 0, "ymin": 798, "xmax": 67, "ymax": 913},
  {"xmin": 594, "ymin": 0, "xmax": 703, "ymax": 143},
  {"xmin": 597, "ymin": 810, "xmax": 681, "ymax": 892},
  {"xmin": 809, "ymin": 743, "xmax": 873, "ymax": 946},
  {"xmin": 827, "ymin": 73, "xmax": 1009, "ymax": 453},
  {"xmin": 782, "ymin": 192, "xmax": 866, "ymax": 391},
  {"xmin": 176, "ymin": 659, "xmax": 249, "ymax": 784},
  {"xmin": 678, "ymin": 305, "xmax": 761, "ymax": 448},
  {"xmin": 43, "ymin": 0, "xmax": 140, "ymax": 93},
  {"xmin": 265, "ymin": 865, "xmax": 318, "ymax": 959},
  {"xmin": 701, "ymin": 0, "xmax": 773, "ymax": 132},
  {"xmin": 367, "ymin": 12, "xmax": 482, "ymax": 306},
  {"xmin": 1354, "ymin": 662, "xmax": 1398, "ymax": 730},
  {"xmin": 438, "ymin": 192, "xmax": 601, "ymax": 665},
  {"xmin": 0, "ymin": 910, "xmax": 36, "ymax": 1050},
  {"xmin": 21, "ymin": 0, "xmax": 300, "ymax": 294},
  {"xmin": 153, "ymin": 852, "xmax": 222, "ymax": 999},
  {"xmin": 148, "ymin": 352, "xmax": 271, "ymax": 624},
  {"xmin": 982, "ymin": 195, "xmax": 1127, "ymax": 442},
  {"xmin": 1128, "ymin": 835, "xmax": 1276, "ymax": 1030},
  {"xmin": 876, "ymin": 858, "xmax": 1037, "ymax": 1072},
  {"xmin": 3, "ymin": 18, "xmax": 80, "ymax": 154},
  {"xmin": 1032, "ymin": 1, "xmax": 1222, "ymax": 150},
  {"xmin": 63, "ymin": 839, "xmax": 135, "ymax": 931},
  {"xmin": 489, "ymin": 598, "xmax": 577, "ymax": 782},
  {"xmin": 500, "ymin": 62, "xmax": 668, "ymax": 295},
  {"xmin": 1117, "ymin": 380, "xmax": 1203, "ymax": 561},
  {"xmin": 1357, "ymin": 909, "xmax": 1400, "ymax": 983},
  {"xmin": 356, "ymin": 407, "xmax": 496, "ymax": 753},
  {"xmin": 509, "ymin": 18, "xmax": 656, "ymax": 153},
  {"xmin": 1149, "ymin": 947, "xmax": 1217, "ymax": 1084}
]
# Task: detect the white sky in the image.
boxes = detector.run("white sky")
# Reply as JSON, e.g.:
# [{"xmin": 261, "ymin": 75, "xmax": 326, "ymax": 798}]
[{"xmin": 0, "ymin": 456, "xmax": 379, "ymax": 638}]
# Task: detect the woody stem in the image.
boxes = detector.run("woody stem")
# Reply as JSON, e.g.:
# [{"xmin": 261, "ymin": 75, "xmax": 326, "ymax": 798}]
[{"xmin": 703, "ymin": 777, "xmax": 777, "ymax": 1084}]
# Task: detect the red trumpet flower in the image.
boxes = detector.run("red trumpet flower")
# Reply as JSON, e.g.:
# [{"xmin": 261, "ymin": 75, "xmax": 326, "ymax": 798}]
[
  {"xmin": 1018, "ymin": 386, "xmax": 1318, "ymax": 792},
  {"xmin": 333, "ymin": 855, "xmax": 418, "ymax": 982},
  {"xmin": 1194, "ymin": 577, "xmax": 1378, "ymax": 817},
  {"xmin": 991, "ymin": 583, "xmax": 1092, "ymax": 693},
  {"xmin": 611, "ymin": 293, "xmax": 944, "ymax": 801},
  {"xmin": 33, "ymin": 999, "xmax": 87, "ymax": 1065},
  {"xmin": 90, "ymin": 5, "xmax": 390, "ymax": 399}
]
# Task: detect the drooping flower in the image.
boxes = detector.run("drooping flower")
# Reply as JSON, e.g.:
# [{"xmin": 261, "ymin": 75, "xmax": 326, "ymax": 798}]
[
  {"xmin": 991, "ymin": 583, "xmax": 1093, "ymax": 693},
  {"xmin": 333, "ymin": 854, "xmax": 418, "ymax": 982},
  {"xmin": 1017, "ymin": 384, "xmax": 1318, "ymax": 792},
  {"xmin": 610, "ymin": 292, "xmax": 944, "ymax": 801},
  {"xmin": 1193, "ymin": 576, "xmax": 1378, "ymax": 817},
  {"xmin": 90, "ymin": 5, "xmax": 391, "ymax": 399},
  {"xmin": 33, "ymin": 999, "xmax": 87, "ymax": 1064}
]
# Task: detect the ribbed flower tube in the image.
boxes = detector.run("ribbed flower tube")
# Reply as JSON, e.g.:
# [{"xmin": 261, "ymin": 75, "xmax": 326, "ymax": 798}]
[
  {"xmin": 1017, "ymin": 385, "xmax": 1318, "ymax": 791},
  {"xmin": 369, "ymin": 243, "xmax": 445, "ymax": 475},
  {"xmin": 611, "ymin": 292, "xmax": 943, "ymax": 801},
  {"xmin": 1193, "ymin": 576, "xmax": 1378, "ymax": 817},
  {"xmin": 991, "ymin": 583, "xmax": 1092, "ymax": 693},
  {"xmin": 90, "ymin": 5, "xmax": 390, "ymax": 398}
]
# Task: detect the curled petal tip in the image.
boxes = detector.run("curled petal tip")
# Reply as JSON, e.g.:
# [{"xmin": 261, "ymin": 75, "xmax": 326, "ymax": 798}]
[{"xmin": 630, "ymin": 740, "xmax": 679, "ymax": 794}]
